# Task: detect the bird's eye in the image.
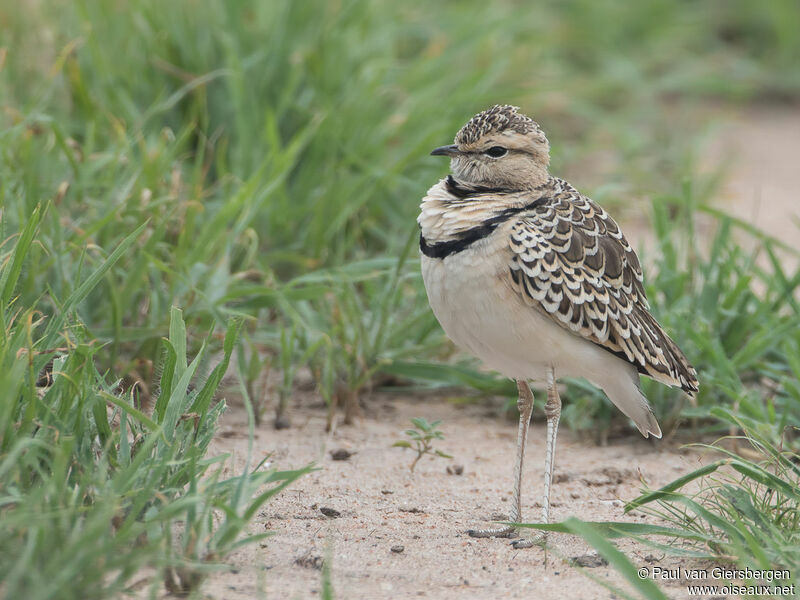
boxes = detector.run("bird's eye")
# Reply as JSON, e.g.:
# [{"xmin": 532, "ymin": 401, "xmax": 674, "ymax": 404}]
[{"xmin": 485, "ymin": 146, "xmax": 508, "ymax": 158}]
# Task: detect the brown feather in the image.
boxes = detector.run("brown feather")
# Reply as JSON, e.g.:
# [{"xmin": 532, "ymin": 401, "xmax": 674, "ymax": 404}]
[{"xmin": 507, "ymin": 178, "xmax": 699, "ymax": 395}]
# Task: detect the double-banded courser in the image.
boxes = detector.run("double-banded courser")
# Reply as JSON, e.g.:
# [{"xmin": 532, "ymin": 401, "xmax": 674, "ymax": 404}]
[{"xmin": 419, "ymin": 105, "xmax": 698, "ymax": 547}]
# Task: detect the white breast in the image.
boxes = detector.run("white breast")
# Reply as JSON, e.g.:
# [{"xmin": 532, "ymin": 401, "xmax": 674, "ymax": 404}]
[
  {"xmin": 420, "ymin": 232, "xmax": 553, "ymax": 382},
  {"xmin": 420, "ymin": 228, "xmax": 639, "ymax": 385}
]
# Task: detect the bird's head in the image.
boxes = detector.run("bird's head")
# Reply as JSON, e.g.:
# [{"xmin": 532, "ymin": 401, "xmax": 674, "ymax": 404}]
[{"xmin": 431, "ymin": 105, "xmax": 550, "ymax": 190}]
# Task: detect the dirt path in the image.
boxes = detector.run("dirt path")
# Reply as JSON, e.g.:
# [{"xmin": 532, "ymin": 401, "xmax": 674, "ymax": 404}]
[
  {"xmin": 624, "ymin": 106, "xmax": 800, "ymax": 256},
  {"xmin": 704, "ymin": 106, "xmax": 800, "ymax": 249},
  {"xmin": 206, "ymin": 396, "xmax": 704, "ymax": 600}
]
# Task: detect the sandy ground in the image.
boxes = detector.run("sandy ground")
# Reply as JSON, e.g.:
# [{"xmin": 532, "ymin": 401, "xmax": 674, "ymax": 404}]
[
  {"xmin": 205, "ymin": 395, "xmax": 707, "ymax": 600},
  {"xmin": 188, "ymin": 106, "xmax": 799, "ymax": 600},
  {"xmin": 624, "ymin": 106, "xmax": 800, "ymax": 256},
  {"xmin": 703, "ymin": 107, "xmax": 800, "ymax": 250}
]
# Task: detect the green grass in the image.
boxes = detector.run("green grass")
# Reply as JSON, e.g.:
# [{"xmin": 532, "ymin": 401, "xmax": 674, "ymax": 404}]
[
  {"xmin": 2, "ymin": 0, "xmax": 800, "ymax": 596},
  {"xmin": 520, "ymin": 419, "xmax": 799, "ymax": 597},
  {"xmin": 625, "ymin": 432, "xmax": 800, "ymax": 573},
  {"xmin": 0, "ymin": 213, "xmax": 310, "ymax": 599}
]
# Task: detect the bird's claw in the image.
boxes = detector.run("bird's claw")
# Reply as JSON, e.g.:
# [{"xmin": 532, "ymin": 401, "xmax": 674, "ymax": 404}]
[
  {"xmin": 510, "ymin": 533, "xmax": 547, "ymax": 549},
  {"xmin": 466, "ymin": 526, "xmax": 517, "ymax": 539}
]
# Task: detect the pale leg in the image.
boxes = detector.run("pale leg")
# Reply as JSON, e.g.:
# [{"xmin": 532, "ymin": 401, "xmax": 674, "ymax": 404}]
[
  {"xmin": 512, "ymin": 366, "xmax": 561, "ymax": 549},
  {"xmin": 467, "ymin": 379, "xmax": 534, "ymax": 538},
  {"xmin": 541, "ymin": 366, "xmax": 561, "ymax": 526}
]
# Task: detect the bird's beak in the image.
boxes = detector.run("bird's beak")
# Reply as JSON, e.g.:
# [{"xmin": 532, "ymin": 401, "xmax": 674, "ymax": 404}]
[{"xmin": 430, "ymin": 144, "xmax": 462, "ymax": 157}]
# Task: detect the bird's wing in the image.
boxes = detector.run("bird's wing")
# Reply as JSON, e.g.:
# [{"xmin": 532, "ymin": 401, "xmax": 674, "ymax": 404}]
[{"xmin": 506, "ymin": 184, "xmax": 698, "ymax": 394}]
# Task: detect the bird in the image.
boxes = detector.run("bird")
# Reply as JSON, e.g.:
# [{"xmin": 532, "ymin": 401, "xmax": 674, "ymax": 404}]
[{"xmin": 418, "ymin": 105, "xmax": 698, "ymax": 547}]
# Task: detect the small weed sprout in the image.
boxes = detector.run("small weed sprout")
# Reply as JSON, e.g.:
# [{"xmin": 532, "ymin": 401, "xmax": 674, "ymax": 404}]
[{"xmin": 393, "ymin": 418, "xmax": 452, "ymax": 472}]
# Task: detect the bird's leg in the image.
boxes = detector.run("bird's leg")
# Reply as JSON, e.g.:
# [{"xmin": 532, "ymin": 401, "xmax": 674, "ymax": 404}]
[
  {"xmin": 511, "ymin": 366, "xmax": 561, "ymax": 549},
  {"xmin": 542, "ymin": 366, "xmax": 561, "ymax": 526},
  {"xmin": 467, "ymin": 379, "xmax": 534, "ymax": 539}
]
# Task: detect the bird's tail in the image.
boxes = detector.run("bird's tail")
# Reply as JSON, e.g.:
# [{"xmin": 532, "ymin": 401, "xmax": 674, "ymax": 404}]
[
  {"xmin": 637, "ymin": 310, "xmax": 699, "ymax": 397},
  {"xmin": 595, "ymin": 364, "xmax": 662, "ymax": 439}
]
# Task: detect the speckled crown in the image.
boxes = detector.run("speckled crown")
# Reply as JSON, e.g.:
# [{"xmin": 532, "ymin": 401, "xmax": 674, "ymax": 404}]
[{"xmin": 455, "ymin": 105, "xmax": 543, "ymax": 145}]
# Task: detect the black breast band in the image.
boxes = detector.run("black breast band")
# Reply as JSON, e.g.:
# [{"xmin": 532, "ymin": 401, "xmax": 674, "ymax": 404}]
[{"xmin": 419, "ymin": 193, "xmax": 546, "ymax": 259}]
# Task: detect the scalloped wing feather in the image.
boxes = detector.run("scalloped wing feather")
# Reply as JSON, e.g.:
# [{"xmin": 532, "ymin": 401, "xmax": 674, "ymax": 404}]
[{"xmin": 507, "ymin": 181, "xmax": 699, "ymax": 395}]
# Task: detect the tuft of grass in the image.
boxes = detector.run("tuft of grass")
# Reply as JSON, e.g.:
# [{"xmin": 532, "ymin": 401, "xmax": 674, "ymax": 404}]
[
  {"xmin": 0, "ymin": 213, "xmax": 309, "ymax": 599},
  {"xmin": 624, "ymin": 424, "xmax": 800, "ymax": 572},
  {"xmin": 519, "ymin": 418, "xmax": 799, "ymax": 597},
  {"xmin": 258, "ymin": 236, "xmax": 442, "ymax": 427}
]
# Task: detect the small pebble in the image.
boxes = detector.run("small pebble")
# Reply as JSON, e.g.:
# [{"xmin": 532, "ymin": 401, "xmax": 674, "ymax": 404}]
[
  {"xmin": 295, "ymin": 554, "xmax": 324, "ymax": 570},
  {"xmin": 330, "ymin": 448, "xmax": 355, "ymax": 461},
  {"xmin": 570, "ymin": 553, "xmax": 608, "ymax": 568},
  {"xmin": 391, "ymin": 545, "xmax": 404, "ymax": 553}
]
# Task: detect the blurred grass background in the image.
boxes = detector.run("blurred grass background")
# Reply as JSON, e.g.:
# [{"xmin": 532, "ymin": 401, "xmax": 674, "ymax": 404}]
[{"xmin": 2, "ymin": 0, "xmax": 799, "ymax": 597}]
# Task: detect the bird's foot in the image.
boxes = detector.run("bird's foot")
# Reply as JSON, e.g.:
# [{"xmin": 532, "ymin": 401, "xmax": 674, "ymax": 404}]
[
  {"xmin": 510, "ymin": 532, "xmax": 547, "ymax": 549},
  {"xmin": 466, "ymin": 524, "xmax": 517, "ymax": 539}
]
